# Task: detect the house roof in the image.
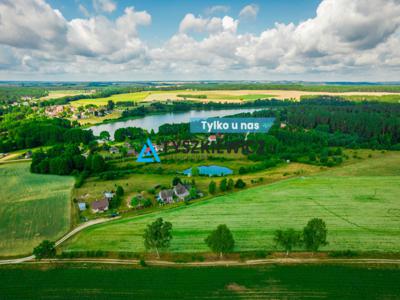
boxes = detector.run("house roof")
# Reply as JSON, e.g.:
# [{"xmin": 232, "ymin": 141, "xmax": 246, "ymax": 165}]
[
  {"xmin": 174, "ymin": 183, "xmax": 188, "ymax": 196},
  {"xmin": 160, "ymin": 189, "xmax": 174, "ymax": 199},
  {"xmin": 92, "ymin": 199, "xmax": 109, "ymax": 210},
  {"xmin": 104, "ymin": 192, "xmax": 114, "ymax": 199}
]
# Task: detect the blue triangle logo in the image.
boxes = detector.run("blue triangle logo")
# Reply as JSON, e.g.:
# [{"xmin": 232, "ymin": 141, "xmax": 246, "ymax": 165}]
[{"xmin": 137, "ymin": 138, "xmax": 161, "ymax": 163}]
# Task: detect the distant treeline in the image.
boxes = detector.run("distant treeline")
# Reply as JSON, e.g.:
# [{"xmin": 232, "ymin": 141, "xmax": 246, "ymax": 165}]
[
  {"xmin": 0, "ymin": 116, "xmax": 94, "ymax": 152},
  {"xmin": 180, "ymin": 83, "xmax": 400, "ymax": 93},
  {"xmin": 0, "ymin": 87, "xmax": 48, "ymax": 104},
  {"xmin": 31, "ymin": 144, "xmax": 106, "ymax": 176},
  {"xmin": 40, "ymin": 85, "xmax": 182, "ymax": 106},
  {"xmin": 121, "ymin": 99, "xmax": 289, "ymax": 119}
]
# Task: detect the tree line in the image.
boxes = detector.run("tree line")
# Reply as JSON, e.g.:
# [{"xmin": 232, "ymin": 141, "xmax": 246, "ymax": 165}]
[{"xmin": 0, "ymin": 117, "xmax": 94, "ymax": 152}]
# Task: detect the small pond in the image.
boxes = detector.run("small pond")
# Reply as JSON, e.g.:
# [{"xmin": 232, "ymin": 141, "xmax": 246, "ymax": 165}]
[{"xmin": 183, "ymin": 165, "xmax": 233, "ymax": 177}]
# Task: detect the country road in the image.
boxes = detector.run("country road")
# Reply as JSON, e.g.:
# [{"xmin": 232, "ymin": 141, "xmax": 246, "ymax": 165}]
[
  {"xmin": 0, "ymin": 217, "xmax": 118, "ymax": 265},
  {"xmin": 23, "ymin": 257, "xmax": 400, "ymax": 267}
]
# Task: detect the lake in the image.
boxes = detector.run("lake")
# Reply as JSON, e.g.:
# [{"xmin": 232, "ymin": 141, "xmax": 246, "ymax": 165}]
[
  {"xmin": 89, "ymin": 108, "xmax": 263, "ymax": 138},
  {"xmin": 183, "ymin": 165, "xmax": 233, "ymax": 177}
]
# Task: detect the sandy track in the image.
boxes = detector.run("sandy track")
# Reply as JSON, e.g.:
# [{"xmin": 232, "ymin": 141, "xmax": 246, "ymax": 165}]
[{"xmin": 20, "ymin": 257, "xmax": 400, "ymax": 267}]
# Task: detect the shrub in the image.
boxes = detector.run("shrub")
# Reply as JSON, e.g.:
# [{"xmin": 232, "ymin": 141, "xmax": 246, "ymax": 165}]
[{"xmin": 234, "ymin": 179, "xmax": 246, "ymax": 189}]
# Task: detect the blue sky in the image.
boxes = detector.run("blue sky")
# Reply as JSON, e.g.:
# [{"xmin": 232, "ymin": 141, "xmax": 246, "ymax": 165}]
[
  {"xmin": 0, "ymin": 0, "xmax": 399, "ymax": 81},
  {"xmin": 48, "ymin": 0, "xmax": 321, "ymax": 46}
]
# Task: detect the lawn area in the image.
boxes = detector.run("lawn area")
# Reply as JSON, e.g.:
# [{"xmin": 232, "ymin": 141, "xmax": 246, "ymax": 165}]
[
  {"xmin": 0, "ymin": 162, "xmax": 74, "ymax": 257},
  {"xmin": 63, "ymin": 153, "xmax": 400, "ymax": 254},
  {"xmin": 0, "ymin": 264, "xmax": 399, "ymax": 299}
]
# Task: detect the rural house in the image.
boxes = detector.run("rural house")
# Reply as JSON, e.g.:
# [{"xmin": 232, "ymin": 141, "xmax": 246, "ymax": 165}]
[
  {"xmin": 127, "ymin": 149, "xmax": 137, "ymax": 156},
  {"xmin": 174, "ymin": 183, "xmax": 189, "ymax": 200},
  {"xmin": 208, "ymin": 135, "xmax": 217, "ymax": 143},
  {"xmin": 92, "ymin": 199, "xmax": 109, "ymax": 213},
  {"xmin": 109, "ymin": 146, "xmax": 119, "ymax": 154},
  {"xmin": 158, "ymin": 189, "xmax": 174, "ymax": 203}
]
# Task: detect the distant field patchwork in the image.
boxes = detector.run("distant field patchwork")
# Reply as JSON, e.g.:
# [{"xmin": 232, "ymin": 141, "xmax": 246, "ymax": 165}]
[
  {"xmin": 71, "ymin": 89, "xmax": 400, "ymax": 106},
  {"xmin": 0, "ymin": 163, "xmax": 74, "ymax": 256},
  {"xmin": 63, "ymin": 153, "xmax": 400, "ymax": 254}
]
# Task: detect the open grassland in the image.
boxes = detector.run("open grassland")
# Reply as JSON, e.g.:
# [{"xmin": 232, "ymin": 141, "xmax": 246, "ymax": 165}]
[
  {"xmin": 73, "ymin": 150, "xmax": 321, "ymax": 210},
  {"xmin": 71, "ymin": 91, "xmax": 163, "ymax": 106},
  {"xmin": 64, "ymin": 152, "xmax": 400, "ymax": 254},
  {"xmin": 0, "ymin": 162, "xmax": 74, "ymax": 257},
  {"xmin": 40, "ymin": 90, "xmax": 93, "ymax": 100},
  {"xmin": 0, "ymin": 264, "xmax": 399, "ymax": 299},
  {"xmin": 71, "ymin": 89, "xmax": 400, "ymax": 106}
]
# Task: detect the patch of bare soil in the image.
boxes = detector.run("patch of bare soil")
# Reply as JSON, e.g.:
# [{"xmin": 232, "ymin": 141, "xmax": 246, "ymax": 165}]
[{"xmin": 226, "ymin": 283, "xmax": 248, "ymax": 292}]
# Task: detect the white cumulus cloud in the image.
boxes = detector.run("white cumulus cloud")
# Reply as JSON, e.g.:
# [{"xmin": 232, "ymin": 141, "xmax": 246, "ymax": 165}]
[
  {"xmin": 92, "ymin": 0, "xmax": 116, "ymax": 13},
  {"xmin": 0, "ymin": 0, "xmax": 400, "ymax": 80}
]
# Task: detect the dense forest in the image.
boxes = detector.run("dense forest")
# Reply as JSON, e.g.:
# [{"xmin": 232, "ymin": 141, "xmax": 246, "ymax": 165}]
[
  {"xmin": 0, "ymin": 87, "xmax": 48, "ymax": 104},
  {"xmin": 0, "ymin": 116, "xmax": 94, "ymax": 152}
]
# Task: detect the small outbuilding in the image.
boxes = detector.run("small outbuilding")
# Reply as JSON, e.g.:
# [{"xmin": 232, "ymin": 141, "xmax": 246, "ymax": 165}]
[{"xmin": 78, "ymin": 202, "xmax": 86, "ymax": 211}]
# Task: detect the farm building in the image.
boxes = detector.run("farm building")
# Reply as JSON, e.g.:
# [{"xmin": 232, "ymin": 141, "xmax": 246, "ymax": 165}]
[
  {"xmin": 174, "ymin": 183, "xmax": 189, "ymax": 200},
  {"xmin": 158, "ymin": 189, "xmax": 174, "ymax": 203},
  {"xmin": 92, "ymin": 199, "xmax": 109, "ymax": 213},
  {"xmin": 78, "ymin": 202, "xmax": 86, "ymax": 211},
  {"xmin": 104, "ymin": 192, "xmax": 114, "ymax": 200},
  {"xmin": 208, "ymin": 135, "xmax": 217, "ymax": 143}
]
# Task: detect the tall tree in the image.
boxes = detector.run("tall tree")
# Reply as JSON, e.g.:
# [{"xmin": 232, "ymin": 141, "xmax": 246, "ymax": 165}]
[
  {"xmin": 208, "ymin": 180, "xmax": 216, "ymax": 194},
  {"xmin": 33, "ymin": 240, "xmax": 56, "ymax": 260},
  {"xmin": 205, "ymin": 224, "xmax": 235, "ymax": 258},
  {"xmin": 303, "ymin": 218, "xmax": 328, "ymax": 254},
  {"xmin": 227, "ymin": 178, "xmax": 234, "ymax": 190},
  {"xmin": 274, "ymin": 229, "xmax": 302, "ymax": 256},
  {"xmin": 99, "ymin": 131, "xmax": 110, "ymax": 141},
  {"xmin": 143, "ymin": 218, "xmax": 173, "ymax": 258},
  {"xmin": 107, "ymin": 100, "xmax": 115, "ymax": 111},
  {"xmin": 219, "ymin": 178, "xmax": 227, "ymax": 192}
]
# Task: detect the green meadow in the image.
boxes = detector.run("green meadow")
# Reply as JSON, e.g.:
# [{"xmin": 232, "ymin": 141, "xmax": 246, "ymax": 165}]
[
  {"xmin": 0, "ymin": 264, "xmax": 399, "ymax": 299},
  {"xmin": 63, "ymin": 153, "xmax": 400, "ymax": 254},
  {"xmin": 71, "ymin": 91, "xmax": 158, "ymax": 106},
  {"xmin": 0, "ymin": 162, "xmax": 74, "ymax": 257}
]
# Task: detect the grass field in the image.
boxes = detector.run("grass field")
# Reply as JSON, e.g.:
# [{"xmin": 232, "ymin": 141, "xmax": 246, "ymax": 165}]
[
  {"xmin": 63, "ymin": 152, "xmax": 400, "ymax": 254},
  {"xmin": 70, "ymin": 89, "xmax": 400, "ymax": 106},
  {"xmin": 0, "ymin": 264, "xmax": 399, "ymax": 299},
  {"xmin": 73, "ymin": 150, "xmax": 321, "ymax": 213},
  {"xmin": 0, "ymin": 162, "xmax": 74, "ymax": 257},
  {"xmin": 71, "ymin": 91, "xmax": 161, "ymax": 106},
  {"xmin": 145, "ymin": 89, "xmax": 400, "ymax": 102},
  {"xmin": 40, "ymin": 90, "xmax": 93, "ymax": 100}
]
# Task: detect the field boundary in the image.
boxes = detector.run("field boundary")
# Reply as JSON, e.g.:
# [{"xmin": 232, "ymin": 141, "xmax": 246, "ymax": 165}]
[{"xmin": 17, "ymin": 257, "xmax": 400, "ymax": 267}]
